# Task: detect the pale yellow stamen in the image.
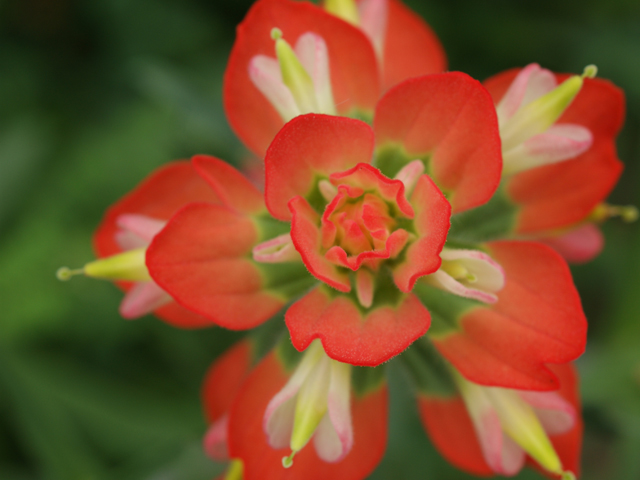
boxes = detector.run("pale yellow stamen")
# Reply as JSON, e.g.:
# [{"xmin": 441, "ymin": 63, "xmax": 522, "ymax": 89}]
[{"xmin": 56, "ymin": 248, "xmax": 151, "ymax": 282}]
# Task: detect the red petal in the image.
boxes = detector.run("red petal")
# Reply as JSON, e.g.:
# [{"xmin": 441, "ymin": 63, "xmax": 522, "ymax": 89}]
[
  {"xmin": 93, "ymin": 161, "xmax": 220, "ymax": 328},
  {"xmin": 289, "ymin": 196, "xmax": 351, "ymax": 292},
  {"xmin": 392, "ymin": 174, "xmax": 450, "ymax": 292},
  {"xmin": 228, "ymin": 351, "xmax": 388, "ymax": 480},
  {"xmin": 147, "ymin": 203, "xmax": 285, "ymax": 330},
  {"xmin": 224, "ymin": 0, "xmax": 379, "ymax": 156},
  {"xmin": 266, "ymin": 114, "xmax": 375, "ymax": 220},
  {"xmin": 94, "ymin": 161, "xmax": 219, "ymax": 258},
  {"xmin": 485, "ymin": 70, "xmax": 625, "ymax": 233},
  {"xmin": 374, "ymin": 73, "xmax": 502, "ymax": 212},
  {"xmin": 329, "ymin": 162, "xmax": 414, "ymax": 218},
  {"xmin": 286, "ymin": 286, "xmax": 430, "ymax": 366},
  {"xmin": 202, "ymin": 340, "xmax": 254, "ymax": 423},
  {"xmin": 379, "ymin": 0, "xmax": 446, "ymax": 91},
  {"xmin": 433, "ymin": 241, "xmax": 586, "ymax": 390},
  {"xmin": 192, "ymin": 155, "xmax": 264, "ymax": 215},
  {"xmin": 417, "ymin": 395, "xmax": 493, "ymax": 476},
  {"xmin": 541, "ymin": 363, "xmax": 583, "ymax": 478},
  {"xmin": 153, "ymin": 302, "xmax": 217, "ymax": 329}
]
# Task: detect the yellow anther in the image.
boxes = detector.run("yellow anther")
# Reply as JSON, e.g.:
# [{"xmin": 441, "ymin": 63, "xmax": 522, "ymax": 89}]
[
  {"xmin": 562, "ymin": 471, "xmax": 576, "ymax": 480},
  {"xmin": 324, "ymin": 0, "xmax": 360, "ymax": 25},
  {"xmin": 582, "ymin": 64, "xmax": 598, "ymax": 79}
]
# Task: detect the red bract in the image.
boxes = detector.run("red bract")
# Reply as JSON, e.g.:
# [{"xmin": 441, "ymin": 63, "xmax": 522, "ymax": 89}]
[
  {"xmin": 224, "ymin": 0, "xmax": 446, "ymax": 157},
  {"xmin": 484, "ymin": 67, "xmax": 624, "ymax": 239},
  {"xmin": 227, "ymin": 348, "xmax": 388, "ymax": 480},
  {"xmin": 418, "ymin": 363, "xmax": 582, "ymax": 478},
  {"xmin": 375, "ymin": 73, "xmax": 503, "ymax": 213},
  {"xmin": 146, "ymin": 155, "xmax": 316, "ymax": 330},
  {"xmin": 94, "ymin": 161, "xmax": 219, "ymax": 328},
  {"xmin": 202, "ymin": 339, "xmax": 254, "ymax": 460},
  {"xmin": 430, "ymin": 241, "xmax": 587, "ymax": 391}
]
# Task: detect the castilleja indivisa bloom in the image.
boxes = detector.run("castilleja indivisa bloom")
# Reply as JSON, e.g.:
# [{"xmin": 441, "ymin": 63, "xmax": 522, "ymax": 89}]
[{"xmin": 56, "ymin": 0, "xmax": 635, "ymax": 478}]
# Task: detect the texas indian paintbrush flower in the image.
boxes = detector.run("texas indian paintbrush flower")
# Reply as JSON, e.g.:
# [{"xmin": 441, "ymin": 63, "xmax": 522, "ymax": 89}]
[{"xmin": 56, "ymin": 0, "xmax": 636, "ymax": 478}]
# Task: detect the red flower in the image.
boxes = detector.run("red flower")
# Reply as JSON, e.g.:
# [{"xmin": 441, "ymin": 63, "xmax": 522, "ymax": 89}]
[
  {"xmin": 418, "ymin": 362, "xmax": 582, "ymax": 478},
  {"xmin": 224, "ymin": 0, "xmax": 445, "ymax": 156},
  {"xmin": 148, "ymin": 72, "xmax": 503, "ymax": 367},
  {"xmin": 202, "ymin": 339, "xmax": 255, "ymax": 461},
  {"xmin": 91, "ymin": 161, "xmax": 219, "ymax": 328},
  {"xmin": 146, "ymin": 155, "xmax": 316, "ymax": 330},
  {"xmin": 418, "ymin": 241, "xmax": 587, "ymax": 391},
  {"xmin": 477, "ymin": 64, "xmax": 626, "ymax": 263},
  {"xmin": 226, "ymin": 340, "xmax": 388, "ymax": 480}
]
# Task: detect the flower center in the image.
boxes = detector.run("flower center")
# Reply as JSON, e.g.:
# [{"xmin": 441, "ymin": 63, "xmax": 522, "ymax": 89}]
[{"xmin": 326, "ymin": 192, "xmax": 396, "ymax": 256}]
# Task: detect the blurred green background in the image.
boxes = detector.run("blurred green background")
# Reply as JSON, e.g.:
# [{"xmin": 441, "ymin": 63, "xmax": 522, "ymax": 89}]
[{"xmin": 1, "ymin": 0, "xmax": 639, "ymax": 478}]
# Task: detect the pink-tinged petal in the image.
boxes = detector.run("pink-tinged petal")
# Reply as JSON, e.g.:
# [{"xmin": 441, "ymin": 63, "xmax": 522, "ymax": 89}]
[
  {"xmin": 266, "ymin": 114, "xmax": 375, "ymax": 220},
  {"xmin": 417, "ymin": 396, "xmax": 494, "ymax": 476},
  {"xmin": 393, "ymin": 174, "xmax": 450, "ymax": 292},
  {"xmin": 119, "ymin": 281, "xmax": 172, "ymax": 319},
  {"xmin": 375, "ymin": 73, "xmax": 501, "ymax": 212},
  {"xmin": 224, "ymin": 0, "xmax": 379, "ymax": 156},
  {"xmin": 202, "ymin": 340, "xmax": 254, "ymax": 460},
  {"xmin": 496, "ymin": 64, "xmax": 556, "ymax": 124},
  {"xmin": 329, "ymin": 163, "xmax": 414, "ymax": 218},
  {"xmin": 394, "ymin": 159, "xmax": 425, "ymax": 196},
  {"xmin": 114, "ymin": 230, "xmax": 148, "ymax": 251},
  {"xmin": 204, "ymin": 414, "xmax": 230, "ymax": 461},
  {"xmin": 147, "ymin": 203, "xmax": 286, "ymax": 330},
  {"xmin": 249, "ymin": 55, "xmax": 301, "ymax": 122},
  {"xmin": 519, "ymin": 391, "xmax": 575, "ymax": 436},
  {"xmin": 376, "ymin": 0, "xmax": 446, "ymax": 91},
  {"xmin": 286, "ymin": 286, "xmax": 430, "ymax": 366},
  {"xmin": 228, "ymin": 352, "xmax": 388, "ymax": 480},
  {"xmin": 116, "ymin": 214, "xmax": 166, "ymax": 245},
  {"xmin": 426, "ymin": 248, "xmax": 505, "ymax": 304},
  {"xmin": 94, "ymin": 161, "xmax": 220, "ymax": 258},
  {"xmin": 486, "ymin": 70, "xmax": 625, "ymax": 233},
  {"xmin": 357, "ymin": 0, "xmax": 388, "ymax": 59},
  {"xmin": 253, "ymin": 233, "xmax": 300, "ymax": 263},
  {"xmin": 433, "ymin": 241, "xmax": 587, "ymax": 390},
  {"xmin": 355, "ymin": 269, "xmax": 374, "ymax": 308},
  {"xmin": 313, "ymin": 359, "xmax": 353, "ymax": 463},
  {"xmin": 504, "ymin": 124, "xmax": 593, "ymax": 176},
  {"xmin": 294, "ymin": 33, "xmax": 335, "ymax": 114},
  {"xmin": 540, "ymin": 223, "xmax": 604, "ymax": 264},
  {"xmin": 192, "ymin": 155, "xmax": 264, "ymax": 215},
  {"xmin": 289, "ymin": 196, "xmax": 351, "ymax": 292},
  {"xmin": 427, "ymin": 270, "xmax": 498, "ymax": 304}
]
